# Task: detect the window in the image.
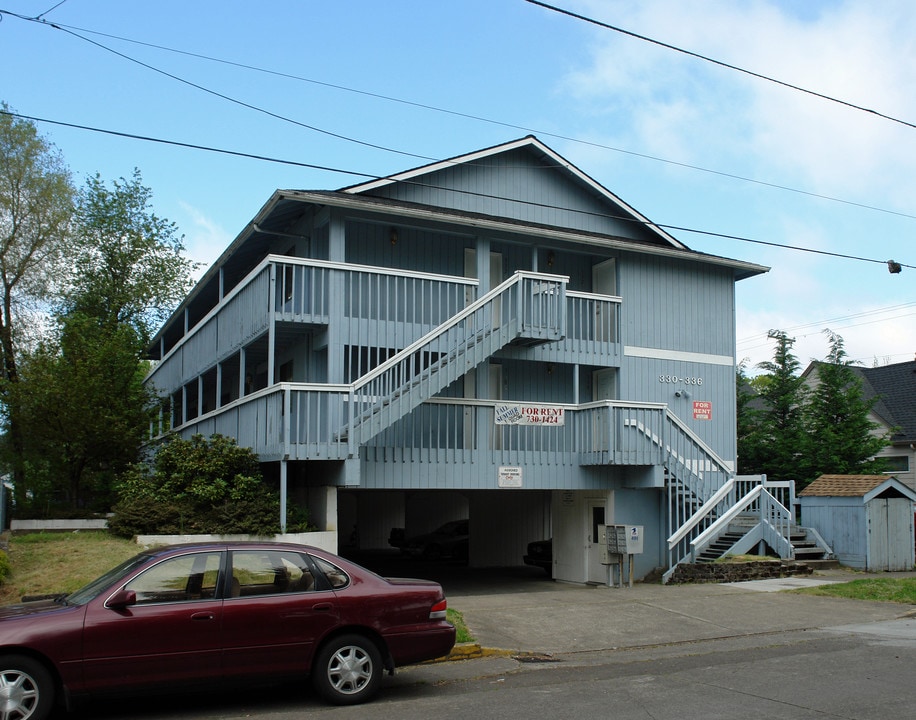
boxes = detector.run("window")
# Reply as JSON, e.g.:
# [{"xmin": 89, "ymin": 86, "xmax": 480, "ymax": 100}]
[
  {"xmin": 882, "ymin": 455, "xmax": 910, "ymax": 473},
  {"xmin": 125, "ymin": 552, "xmax": 222, "ymax": 605},
  {"xmin": 229, "ymin": 550, "xmax": 317, "ymax": 597},
  {"xmin": 312, "ymin": 556, "xmax": 349, "ymax": 589}
]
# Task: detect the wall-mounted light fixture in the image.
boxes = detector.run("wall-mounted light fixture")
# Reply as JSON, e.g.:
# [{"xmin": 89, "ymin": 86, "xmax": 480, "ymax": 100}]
[
  {"xmin": 546, "ymin": 251, "xmax": 555, "ymax": 268},
  {"xmin": 675, "ymin": 389, "xmax": 691, "ymax": 399},
  {"xmin": 390, "ymin": 227, "xmax": 399, "ymax": 245},
  {"xmin": 546, "ymin": 363, "xmax": 555, "ymax": 375}
]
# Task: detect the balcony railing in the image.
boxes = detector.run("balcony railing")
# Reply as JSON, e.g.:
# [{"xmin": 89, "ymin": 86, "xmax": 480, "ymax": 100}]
[{"xmin": 147, "ymin": 256, "xmax": 620, "ymax": 436}]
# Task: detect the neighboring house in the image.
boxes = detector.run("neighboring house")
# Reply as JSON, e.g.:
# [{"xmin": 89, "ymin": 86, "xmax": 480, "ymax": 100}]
[
  {"xmin": 801, "ymin": 358, "xmax": 916, "ymax": 493},
  {"xmin": 143, "ymin": 136, "xmax": 768, "ymax": 584},
  {"xmin": 853, "ymin": 360, "xmax": 916, "ymax": 492}
]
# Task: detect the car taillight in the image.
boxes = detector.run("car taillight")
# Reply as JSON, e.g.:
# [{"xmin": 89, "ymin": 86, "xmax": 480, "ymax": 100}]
[{"xmin": 429, "ymin": 599, "xmax": 447, "ymax": 620}]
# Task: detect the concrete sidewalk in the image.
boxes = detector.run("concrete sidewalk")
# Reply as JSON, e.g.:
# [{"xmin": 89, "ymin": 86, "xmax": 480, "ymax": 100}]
[
  {"xmin": 444, "ymin": 568, "xmax": 916, "ymax": 657},
  {"xmin": 387, "ymin": 565, "xmax": 916, "ymax": 694}
]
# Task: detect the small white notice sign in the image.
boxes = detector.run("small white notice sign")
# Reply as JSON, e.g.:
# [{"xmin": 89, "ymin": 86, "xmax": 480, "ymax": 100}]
[{"xmin": 498, "ymin": 466, "xmax": 523, "ymax": 488}]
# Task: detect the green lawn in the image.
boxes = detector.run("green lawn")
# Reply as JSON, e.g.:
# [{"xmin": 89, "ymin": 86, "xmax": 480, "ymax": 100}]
[
  {"xmin": 0, "ymin": 532, "xmax": 139, "ymax": 604},
  {"xmin": 791, "ymin": 576, "xmax": 916, "ymax": 604}
]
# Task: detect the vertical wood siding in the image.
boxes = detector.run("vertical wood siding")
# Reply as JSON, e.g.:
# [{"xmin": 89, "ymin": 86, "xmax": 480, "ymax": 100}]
[{"xmin": 367, "ymin": 148, "xmax": 661, "ymax": 242}]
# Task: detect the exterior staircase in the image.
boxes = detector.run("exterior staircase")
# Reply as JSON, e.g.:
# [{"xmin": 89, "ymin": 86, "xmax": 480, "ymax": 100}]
[
  {"xmin": 695, "ymin": 530, "xmax": 747, "ymax": 562},
  {"xmin": 338, "ymin": 272, "xmax": 566, "ymax": 450},
  {"xmin": 693, "ymin": 515, "xmax": 835, "ymax": 566},
  {"xmin": 663, "ymin": 477, "xmax": 836, "ymax": 583}
]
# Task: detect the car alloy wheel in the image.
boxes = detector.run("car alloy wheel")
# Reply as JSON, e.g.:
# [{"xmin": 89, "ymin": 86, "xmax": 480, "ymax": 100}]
[
  {"xmin": 313, "ymin": 634, "xmax": 382, "ymax": 705},
  {"xmin": 0, "ymin": 655, "xmax": 54, "ymax": 720}
]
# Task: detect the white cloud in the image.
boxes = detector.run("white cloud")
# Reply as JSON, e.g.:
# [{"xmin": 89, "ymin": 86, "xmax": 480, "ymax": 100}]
[
  {"xmin": 177, "ymin": 201, "xmax": 231, "ymax": 279},
  {"xmin": 564, "ymin": 1, "xmax": 916, "ymax": 200},
  {"xmin": 561, "ymin": 1, "xmax": 916, "ymax": 373}
]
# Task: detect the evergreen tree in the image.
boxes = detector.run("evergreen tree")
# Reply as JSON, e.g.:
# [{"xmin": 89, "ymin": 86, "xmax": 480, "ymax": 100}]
[
  {"xmin": 799, "ymin": 330, "xmax": 888, "ymax": 485},
  {"xmin": 742, "ymin": 331, "xmax": 808, "ymax": 481},
  {"xmin": 10, "ymin": 315, "xmax": 155, "ymax": 512},
  {"xmin": 736, "ymin": 359, "xmax": 766, "ymax": 474}
]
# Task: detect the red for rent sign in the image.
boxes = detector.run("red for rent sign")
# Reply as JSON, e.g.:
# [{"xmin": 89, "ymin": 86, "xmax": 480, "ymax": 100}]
[{"xmin": 693, "ymin": 401, "xmax": 712, "ymax": 420}]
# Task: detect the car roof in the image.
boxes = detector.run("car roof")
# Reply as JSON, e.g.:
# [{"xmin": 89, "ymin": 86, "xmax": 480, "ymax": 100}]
[{"xmin": 143, "ymin": 541, "xmax": 327, "ymax": 558}]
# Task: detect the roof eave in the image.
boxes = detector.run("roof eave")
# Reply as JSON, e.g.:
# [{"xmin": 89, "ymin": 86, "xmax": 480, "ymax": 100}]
[{"xmin": 278, "ymin": 189, "xmax": 769, "ymax": 279}]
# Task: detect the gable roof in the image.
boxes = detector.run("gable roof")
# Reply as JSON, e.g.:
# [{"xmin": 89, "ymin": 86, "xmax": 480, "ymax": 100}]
[
  {"xmin": 341, "ymin": 136, "xmax": 689, "ymax": 250},
  {"xmin": 852, "ymin": 359, "xmax": 916, "ymax": 442},
  {"xmin": 799, "ymin": 474, "xmax": 916, "ymax": 502}
]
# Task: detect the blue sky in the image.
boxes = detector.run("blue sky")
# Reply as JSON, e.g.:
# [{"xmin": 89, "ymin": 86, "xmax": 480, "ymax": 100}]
[{"xmin": 2, "ymin": 0, "xmax": 913, "ymax": 372}]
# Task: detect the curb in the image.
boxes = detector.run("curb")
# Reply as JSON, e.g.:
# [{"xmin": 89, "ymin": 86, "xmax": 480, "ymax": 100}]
[{"xmin": 436, "ymin": 643, "xmax": 514, "ymax": 662}]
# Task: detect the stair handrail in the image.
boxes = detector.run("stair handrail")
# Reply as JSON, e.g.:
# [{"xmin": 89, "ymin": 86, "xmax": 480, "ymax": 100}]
[
  {"xmin": 667, "ymin": 478, "xmax": 736, "ymax": 549},
  {"xmin": 689, "ymin": 485, "xmax": 792, "ymax": 559},
  {"xmin": 664, "ymin": 409, "xmax": 733, "ymax": 475},
  {"xmin": 348, "ymin": 270, "xmax": 560, "ymax": 394},
  {"xmin": 801, "ymin": 524, "xmax": 836, "ymax": 559},
  {"xmin": 342, "ymin": 271, "xmax": 566, "ymax": 451}
]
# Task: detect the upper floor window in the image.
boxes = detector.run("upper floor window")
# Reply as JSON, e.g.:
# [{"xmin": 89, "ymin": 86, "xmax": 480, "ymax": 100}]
[{"xmin": 882, "ymin": 455, "xmax": 910, "ymax": 473}]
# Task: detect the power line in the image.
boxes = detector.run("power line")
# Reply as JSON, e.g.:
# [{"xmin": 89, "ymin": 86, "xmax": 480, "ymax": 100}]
[
  {"xmin": 35, "ymin": 1, "xmax": 68, "ymax": 19},
  {"xmin": 738, "ymin": 310, "xmax": 916, "ymax": 353},
  {"xmin": 1, "ymin": 9, "xmax": 438, "ymax": 165},
  {"xmin": 664, "ymin": 225, "xmax": 913, "ymax": 270},
  {"xmin": 5, "ymin": 10, "xmax": 916, "ymax": 223},
  {"xmin": 525, "ymin": 0, "xmax": 916, "ymax": 132},
  {"xmin": 0, "ymin": 108, "xmax": 377, "ymax": 180},
  {"xmin": 3, "ymin": 108, "xmax": 912, "ymax": 274},
  {"xmin": 738, "ymin": 301, "xmax": 916, "ymax": 345}
]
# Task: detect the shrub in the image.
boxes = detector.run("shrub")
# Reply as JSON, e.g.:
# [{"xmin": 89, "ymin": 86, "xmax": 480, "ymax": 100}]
[{"xmin": 108, "ymin": 434, "xmax": 311, "ymax": 537}]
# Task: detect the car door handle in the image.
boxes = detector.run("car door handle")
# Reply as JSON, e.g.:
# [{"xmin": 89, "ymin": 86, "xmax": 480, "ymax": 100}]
[
  {"xmin": 191, "ymin": 612, "xmax": 215, "ymax": 621},
  {"xmin": 311, "ymin": 603, "xmax": 333, "ymax": 612}
]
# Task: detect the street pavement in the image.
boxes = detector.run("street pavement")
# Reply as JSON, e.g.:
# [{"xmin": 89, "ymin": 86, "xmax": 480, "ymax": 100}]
[{"xmin": 387, "ymin": 564, "xmax": 916, "ymax": 687}]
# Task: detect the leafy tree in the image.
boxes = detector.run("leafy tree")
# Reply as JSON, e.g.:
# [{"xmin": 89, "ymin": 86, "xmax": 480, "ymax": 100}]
[
  {"xmin": 9, "ymin": 314, "xmax": 155, "ymax": 513},
  {"xmin": 109, "ymin": 434, "xmax": 310, "ymax": 537},
  {"xmin": 4, "ymin": 169, "xmax": 197, "ymax": 513},
  {"xmin": 738, "ymin": 331, "xmax": 808, "ymax": 480},
  {"xmin": 799, "ymin": 330, "xmax": 889, "ymax": 484},
  {"xmin": 64, "ymin": 169, "xmax": 197, "ymax": 342},
  {"xmin": 0, "ymin": 105, "xmax": 74, "ymax": 490}
]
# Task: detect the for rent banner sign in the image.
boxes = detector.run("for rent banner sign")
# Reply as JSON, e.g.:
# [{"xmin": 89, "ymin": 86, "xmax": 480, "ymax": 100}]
[{"xmin": 494, "ymin": 403, "xmax": 565, "ymax": 426}]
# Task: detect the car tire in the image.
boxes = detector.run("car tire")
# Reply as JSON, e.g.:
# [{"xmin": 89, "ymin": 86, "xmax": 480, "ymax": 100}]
[
  {"xmin": 312, "ymin": 634, "xmax": 382, "ymax": 705},
  {"xmin": 0, "ymin": 655, "xmax": 55, "ymax": 720}
]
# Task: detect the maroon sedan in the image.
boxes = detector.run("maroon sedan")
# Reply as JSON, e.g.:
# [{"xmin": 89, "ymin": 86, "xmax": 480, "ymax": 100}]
[{"xmin": 0, "ymin": 542, "xmax": 456, "ymax": 719}]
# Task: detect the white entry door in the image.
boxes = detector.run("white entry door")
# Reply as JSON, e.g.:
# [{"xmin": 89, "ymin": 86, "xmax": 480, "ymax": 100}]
[{"xmin": 586, "ymin": 502, "xmax": 607, "ymax": 584}]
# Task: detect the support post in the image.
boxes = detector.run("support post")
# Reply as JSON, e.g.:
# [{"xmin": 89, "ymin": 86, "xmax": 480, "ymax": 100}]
[{"xmin": 279, "ymin": 458, "xmax": 287, "ymax": 533}]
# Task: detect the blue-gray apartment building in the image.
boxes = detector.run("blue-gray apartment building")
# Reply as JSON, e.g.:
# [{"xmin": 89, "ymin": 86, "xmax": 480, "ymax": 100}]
[{"xmin": 144, "ymin": 136, "xmax": 775, "ymax": 584}]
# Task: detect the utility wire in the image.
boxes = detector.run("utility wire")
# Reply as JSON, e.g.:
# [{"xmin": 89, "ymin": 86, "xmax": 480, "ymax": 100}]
[
  {"xmin": 3, "ymin": 108, "xmax": 912, "ymax": 273},
  {"xmin": 0, "ymin": 109, "xmax": 377, "ymax": 181},
  {"xmin": 738, "ymin": 301, "xmax": 916, "ymax": 344},
  {"xmin": 525, "ymin": 0, "xmax": 916, "ymax": 132},
  {"xmin": 4, "ymin": 10, "xmax": 916, "ymax": 222},
  {"xmin": 35, "ymin": 0, "xmax": 67, "ymax": 19},
  {"xmin": 663, "ymin": 224, "xmax": 912, "ymax": 270},
  {"xmin": 0, "ymin": 10, "xmax": 438, "ymax": 164}
]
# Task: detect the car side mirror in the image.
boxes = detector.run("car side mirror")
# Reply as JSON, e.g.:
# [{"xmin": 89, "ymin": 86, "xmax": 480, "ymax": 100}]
[{"xmin": 106, "ymin": 589, "xmax": 137, "ymax": 609}]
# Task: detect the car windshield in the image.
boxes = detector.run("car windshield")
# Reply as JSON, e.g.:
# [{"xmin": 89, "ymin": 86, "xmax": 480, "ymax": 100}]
[{"xmin": 65, "ymin": 552, "xmax": 153, "ymax": 606}]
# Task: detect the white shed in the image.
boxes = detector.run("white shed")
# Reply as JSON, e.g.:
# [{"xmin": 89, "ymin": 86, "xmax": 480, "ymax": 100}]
[{"xmin": 799, "ymin": 475, "xmax": 916, "ymax": 571}]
